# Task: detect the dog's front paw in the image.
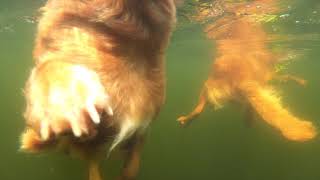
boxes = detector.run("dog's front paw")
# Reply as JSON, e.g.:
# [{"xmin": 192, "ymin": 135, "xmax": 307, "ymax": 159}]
[
  {"xmin": 177, "ymin": 116, "xmax": 189, "ymax": 126},
  {"xmin": 26, "ymin": 64, "xmax": 113, "ymax": 140}
]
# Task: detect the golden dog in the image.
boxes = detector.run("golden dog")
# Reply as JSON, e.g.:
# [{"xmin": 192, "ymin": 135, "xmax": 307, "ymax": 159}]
[
  {"xmin": 20, "ymin": 0, "xmax": 177, "ymax": 180},
  {"xmin": 178, "ymin": 0, "xmax": 316, "ymax": 141}
]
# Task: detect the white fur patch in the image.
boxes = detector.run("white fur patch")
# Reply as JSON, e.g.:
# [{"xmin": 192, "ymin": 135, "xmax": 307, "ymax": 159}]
[{"xmin": 109, "ymin": 118, "xmax": 139, "ymax": 153}]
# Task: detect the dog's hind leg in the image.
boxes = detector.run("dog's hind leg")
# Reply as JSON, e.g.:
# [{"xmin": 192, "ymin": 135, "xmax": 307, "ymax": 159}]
[
  {"xmin": 178, "ymin": 88, "xmax": 208, "ymax": 126},
  {"xmin": 275, "ymin": 74, "xmax": 307, "ymax": 87},
  {"xmin": 88, "ymin": 160, "xmax": 103, "ymax": 180},
  {"xmin": 118, "ymin": 135, "xmax": 145, "ymax": 180}
]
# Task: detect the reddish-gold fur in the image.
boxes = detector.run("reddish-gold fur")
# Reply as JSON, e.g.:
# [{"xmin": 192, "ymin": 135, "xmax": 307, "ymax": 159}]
[
  {"xmin": 178, "ymin": 0, "xmax": 316, "ymax": 141},
  {"xmin": 21, "ymin": 0, "xmax": 176, "ymax": 179}
]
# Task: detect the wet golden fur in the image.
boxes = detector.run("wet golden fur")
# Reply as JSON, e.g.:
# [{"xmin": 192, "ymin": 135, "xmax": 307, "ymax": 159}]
[
  {"xmin": 178, "ymin": 0, "xmax": 316, "ymax": 141},
  {"xmin": 20, "ymin": 0, "xmax": 176, "ymax": 179}
]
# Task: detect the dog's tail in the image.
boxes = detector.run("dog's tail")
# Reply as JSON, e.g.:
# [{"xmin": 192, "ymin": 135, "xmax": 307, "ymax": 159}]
[{"xmin": 243, "ymin": 83, "xmax": 316, "ymax": 141}]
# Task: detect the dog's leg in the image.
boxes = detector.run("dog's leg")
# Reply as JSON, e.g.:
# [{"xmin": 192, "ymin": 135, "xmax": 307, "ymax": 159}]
[
  {"xmin": 275, "ymin": 74, "xmax": 307, "ymax": 86},
  {"xmin": 88, "ymin": 159, "xmax": 103, "ymax": 180},
  {"xmin": 118, "ymin": 135, "xmax": 145, "ymax": 180},
  {"xmin": 178, "ymin": 88, "xmax": 207, "ymax": 125},
  {"xmin": 243, "ymin": 103, "xmax": 258, "ymax": 127}
]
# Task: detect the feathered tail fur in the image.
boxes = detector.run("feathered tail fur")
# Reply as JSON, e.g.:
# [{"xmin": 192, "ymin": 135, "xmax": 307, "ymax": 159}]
[{"xmin": 243, "ymin": 84, "xmax": 316, "ymax": 141}]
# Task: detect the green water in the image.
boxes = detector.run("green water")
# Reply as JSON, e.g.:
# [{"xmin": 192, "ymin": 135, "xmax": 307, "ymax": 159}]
[{"xmin": 1, "ymin": 0, "xmax": 320, "ymax": 179}]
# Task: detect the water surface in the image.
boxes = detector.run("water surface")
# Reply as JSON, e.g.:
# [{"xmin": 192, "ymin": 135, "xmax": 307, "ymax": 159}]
[{"xmin": 1, "ymin": 0, "xmax": 320, "ymax": 179}]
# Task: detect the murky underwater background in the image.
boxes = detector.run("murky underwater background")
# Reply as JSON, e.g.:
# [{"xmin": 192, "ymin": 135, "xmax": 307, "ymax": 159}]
[{"xmin": 1, "ymin": 0, "xmax": 320, "ymax": 179}]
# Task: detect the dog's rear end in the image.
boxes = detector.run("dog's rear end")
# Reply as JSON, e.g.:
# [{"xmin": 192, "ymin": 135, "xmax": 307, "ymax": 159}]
[{"xmin": 20, "ymin": 0, "xmax": 176, "ymax": 179}]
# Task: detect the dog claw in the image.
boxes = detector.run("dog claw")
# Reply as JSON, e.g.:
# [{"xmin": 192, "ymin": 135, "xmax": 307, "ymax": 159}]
[
  {"xmin": 40, "ymin": 120, "xmax": 50, "ymax": 140},
  {"xmin": 31, "ymin": 64, "xmax": 114, "ymax": 140},
  {"xmin": 87, "ymin": 103, "xmax": 101, "ymax": 124},
  {"xmin": 105, "ymin": 105, "xmax": 113, "ymax": 116},
  {"xmin": 68, "ymin": 113, "xmax": 82, "ymax": 137}
]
